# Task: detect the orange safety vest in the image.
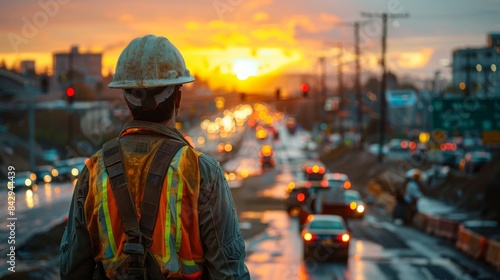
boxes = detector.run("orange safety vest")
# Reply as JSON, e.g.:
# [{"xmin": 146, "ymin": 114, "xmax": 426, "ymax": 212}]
[{"xmin": 84, "ymin": 134, "xmax": 205, "ymax": 279}]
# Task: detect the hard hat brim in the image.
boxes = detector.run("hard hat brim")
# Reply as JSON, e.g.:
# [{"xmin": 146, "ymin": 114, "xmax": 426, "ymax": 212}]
[{"xmin": 108, "ymin": 76, "xmax": 195, "ymax": 89}]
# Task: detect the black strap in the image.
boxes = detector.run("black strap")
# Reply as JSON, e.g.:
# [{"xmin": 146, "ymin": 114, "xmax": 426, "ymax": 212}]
[
  {"xmin": 103, "ymin": 138, "xmax": 140, "ymax": 237},
  {"xmin": 141, "ymin": 140, "xmax": 185, "ymax": 245},
  {"xmin": 102, "ymin": 137, "xmax": 185, "ymax": 279}
]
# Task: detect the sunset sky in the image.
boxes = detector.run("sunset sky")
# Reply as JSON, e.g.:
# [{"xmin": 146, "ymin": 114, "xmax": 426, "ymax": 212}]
[{"xmin": 1, "ymin": 0, "xmax": 499, "ymax": 91}]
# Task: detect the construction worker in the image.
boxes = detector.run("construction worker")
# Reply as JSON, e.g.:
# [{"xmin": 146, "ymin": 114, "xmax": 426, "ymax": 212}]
[
  {"xmin": 404, "ymin": 171, "xmax": 423, "ymax": 225},
  {"xmin": 59, "ymin": 34, "xmax": 250, "ymax": 280}
]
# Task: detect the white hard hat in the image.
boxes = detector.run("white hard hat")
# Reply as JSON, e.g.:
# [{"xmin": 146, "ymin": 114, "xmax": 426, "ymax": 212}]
[{"xmin": 108, "ymin": 34, "xmax": 195, "ymax": 89}]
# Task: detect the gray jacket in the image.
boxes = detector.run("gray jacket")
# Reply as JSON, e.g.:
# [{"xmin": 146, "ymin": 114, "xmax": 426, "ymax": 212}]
[{"xmin": 59, "ymin": 120, "xmax": 250, "ymax": 279}]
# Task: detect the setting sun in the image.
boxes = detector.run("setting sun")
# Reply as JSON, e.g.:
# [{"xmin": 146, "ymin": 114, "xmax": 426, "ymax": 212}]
[{"xmin": 233, "ymin": 59, "xmax": 259, "ymax": 80}]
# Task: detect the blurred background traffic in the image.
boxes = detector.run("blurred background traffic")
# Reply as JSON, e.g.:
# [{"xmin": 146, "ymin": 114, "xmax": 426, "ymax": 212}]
[{"xmin": 1, "ymin": 0, "xmax": 500, "ymax": 279}]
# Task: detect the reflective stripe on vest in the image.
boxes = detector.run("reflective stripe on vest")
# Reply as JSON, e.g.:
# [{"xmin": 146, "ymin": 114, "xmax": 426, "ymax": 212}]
[{"xmin": 89, "ymin": 143, "xmax": 204, "ymax": 278}]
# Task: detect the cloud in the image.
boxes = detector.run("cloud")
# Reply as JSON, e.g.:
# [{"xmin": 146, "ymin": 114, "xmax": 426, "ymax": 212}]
[{"xmin": 394, "ymin": 48, "xmax": 434, "ymax": 69}]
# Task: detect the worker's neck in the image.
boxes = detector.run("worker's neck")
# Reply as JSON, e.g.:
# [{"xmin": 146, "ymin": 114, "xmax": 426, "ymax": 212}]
[{"xmin": 161, "ymin": 118, "xmax": 177, "ymax": 128}]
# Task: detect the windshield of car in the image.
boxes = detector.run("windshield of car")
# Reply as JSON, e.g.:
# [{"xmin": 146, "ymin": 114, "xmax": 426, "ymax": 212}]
[
  {"xmin": 327, "ymin": 179, "xmax": 346, "ymax": 188},
  {"xmin": 345, "ymin": 192, "xmax": 361, "ymax": 202},
  {"xmin": 309, "ymin": 219, "xmax": 344, "ymax": 230}
]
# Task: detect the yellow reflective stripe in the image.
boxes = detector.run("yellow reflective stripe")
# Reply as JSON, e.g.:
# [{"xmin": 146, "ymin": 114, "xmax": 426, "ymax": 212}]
[
  {"xmin": 162, "ymin": 167, "xmax": 173, "ymax": 262},
  {"xmin": 180, "ymin": 257, "xmax": 196, "ymax": 266},
  {"xmin": 175, "ymin": 177, "xmax": 183, "ymax": 252},
  {"xmin": 102, "ymin": 172, "xmax": 117, "ymax": 256}
]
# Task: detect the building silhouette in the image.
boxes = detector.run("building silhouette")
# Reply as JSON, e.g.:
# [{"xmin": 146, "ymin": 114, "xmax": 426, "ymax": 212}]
[{"xmin": 452, "ymin": 33, "xmax": 500, "ymax": 96}]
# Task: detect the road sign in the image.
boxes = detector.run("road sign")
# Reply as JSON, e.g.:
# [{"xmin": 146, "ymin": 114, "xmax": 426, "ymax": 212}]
[{"xmin": 431, "ymin": 97, "xmax": 500, "ymax": 138}]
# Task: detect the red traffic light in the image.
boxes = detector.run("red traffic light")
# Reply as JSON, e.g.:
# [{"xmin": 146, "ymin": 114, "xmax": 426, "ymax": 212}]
[
  {"xmin": 66, "ymin": 87, "xmax": 75, "ymax": 97},
  {"xmin": 300, "ymin": 83, "xmax": 309, "ymax": 93}
]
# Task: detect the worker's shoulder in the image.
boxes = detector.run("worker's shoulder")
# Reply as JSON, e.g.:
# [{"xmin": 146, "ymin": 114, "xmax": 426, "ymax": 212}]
[{"xmin": 197, "ymin": 151, "xmax": 221, "ymax": 169}]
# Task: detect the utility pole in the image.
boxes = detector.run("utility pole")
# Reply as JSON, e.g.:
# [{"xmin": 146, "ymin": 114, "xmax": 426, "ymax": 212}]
[
  {"xmin": 354, "ymin": 22, "xmax": 362, "ymax": 149},
  {"xmin": 362, "ymin": 12, "xmax": 409, "ymax": 162},
  {"xmin": 319, "ymin": 57, "xmax": 327, "ymax": 98},
  {"xmin": 336, "ymin": 43, "xmax": 344, "ymax": 141}
]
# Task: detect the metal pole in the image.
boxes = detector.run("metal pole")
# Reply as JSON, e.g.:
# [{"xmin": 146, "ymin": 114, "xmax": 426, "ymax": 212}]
[
  {"xmin": 337, "ymin": 44, "xmax": 344, "ymax": 142},
  {"xmin": 361, "ymin": 11, "xmax": 409, "ymax": 162},
  {"xmin": 354, "ymin": 22, "xmax": 363, "ymax": 149},
  {"xmin": 378, "ymin": 13, "xmax": 388, "ymax": 163},
  {"xmin": 28, "ymin": 89, "xmax": 35, "ymax": 170}
]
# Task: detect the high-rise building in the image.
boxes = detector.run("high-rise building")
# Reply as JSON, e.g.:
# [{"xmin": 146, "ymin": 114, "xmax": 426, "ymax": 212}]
[
  {"xmin": 53, "ymin": 45, "xmax": 102, "ymax": 85},
  {"xmin": 452, "ymin": 33, "xmax": 500, "ymax": 96},
  {"xmin": 20, "ymin": 60, "xmax": 35, "ymax": 76}
]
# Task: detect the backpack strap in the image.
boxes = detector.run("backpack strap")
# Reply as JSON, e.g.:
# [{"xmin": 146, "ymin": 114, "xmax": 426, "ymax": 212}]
[
  {"xmin": 103, "ymin": 138, "xmax": 141, "ymax": 238},
  {"xmin": 102, "ymin": 137, "xmax": 186, "ymax": 280},
  {"xmin": 141, "ymin": 140, "xmax": 186, "ymax": 246}
]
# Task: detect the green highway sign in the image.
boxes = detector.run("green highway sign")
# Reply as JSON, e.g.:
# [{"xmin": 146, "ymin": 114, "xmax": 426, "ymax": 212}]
[{"xmin": 431, "ymin": 97, "xmax": 500, "ymax": 134}]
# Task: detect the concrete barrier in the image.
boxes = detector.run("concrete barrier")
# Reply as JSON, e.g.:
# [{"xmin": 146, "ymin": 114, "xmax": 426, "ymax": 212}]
[
  {"xmin": 425, "ymin": 215, "xmax": 439, "ymax": 236},
  {"xmin": 468, "ymin": 231, "xmax": 488, "ymax": 260},
  {"xmin": 486, "ymin": 238, "xmax": 500, "ymax": 271},
  {"xmin": 456, "ymin": 224, "xmax": 472, "ymax": 253},
  {"xmin": 435, "ymin": 218, "xmax": 460, "ymax": 240}
]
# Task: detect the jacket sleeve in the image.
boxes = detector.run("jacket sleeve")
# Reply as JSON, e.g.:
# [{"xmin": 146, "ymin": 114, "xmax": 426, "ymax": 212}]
[
  {"xmin": 59, "ymin": 166, "xmax": 96, "ymax": 279},
  {"xmin": 198, "ymin": 155, "xmax": 250, "ymax": 280}
]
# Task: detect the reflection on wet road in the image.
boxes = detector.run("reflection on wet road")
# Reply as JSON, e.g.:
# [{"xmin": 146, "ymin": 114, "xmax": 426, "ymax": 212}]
[{"xmin": 244, "ymin": 211, "xmax": 480, "ymax": 280}]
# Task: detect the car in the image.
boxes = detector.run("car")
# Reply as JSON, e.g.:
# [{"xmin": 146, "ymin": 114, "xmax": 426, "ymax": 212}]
[
  {"xmin": 302, "ymin": 160, "xmax": 326, "ymax": 181},
  {"xmin": 301, "ymin": 214, "xmax": 350, "ymax": 262},
  {"xmin": 34, "ymin": 165, "xmax": 58, "ymax": 183},
  {"xmin": 323, "ymin": 173, "xmax": 351, "ymax": 189},
  {"xmin": 259, "ymin": 145, "xmax": 276, "ymax": 169},
  {"xmin": 8, "ymin": 171, "xmax": 35, "ymax": 191},
  {"xmin": 460, "ymin": 151, "xmax": 492, "ymax": 174},
  {"xmin": 386, "ymin": 138, "xmax": 412, "ymax": 153},
  {"xmin": 285, "ymin": 180, "xmax": 329, "ymax": 216},
  {"xmin": 440, "ymin": 150, "xmax": 463, "ymax": 169},
  {"xmin": 54, "ymin": 157, "xmax": 89, "ymax": 181},
  {"xmin": 297, "ymin": 176, "xmax": 354, "ymax": 228},
  {"xmin": 368, "ymin": 143, "xmax": 389, "ymax": 155},
  {"xmin": 344, "ymin": 190, "xmax": 365, "ymax": 219}
]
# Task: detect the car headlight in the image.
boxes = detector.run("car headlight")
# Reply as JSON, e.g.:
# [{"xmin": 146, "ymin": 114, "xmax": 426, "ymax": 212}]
[
  {"xmin": 71, "ymin": 168, "xmax": 79, "ymax": 177},
  {"xmin": 25, "ymin": 179, "xmax": 32, "ymax": 187},
  {"xmin": 357, "ymin": 205, "xmax": 365, "ymax": 213},
  {"xmin": 43, "ymin": 174, "xmax": 52, "ymax": 183}
]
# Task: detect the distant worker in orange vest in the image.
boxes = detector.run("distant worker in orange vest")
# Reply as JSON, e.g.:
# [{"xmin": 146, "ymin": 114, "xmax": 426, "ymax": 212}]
[{"xmin": 59, "ymin": 34, "xmax": 250, "ymax": 280}]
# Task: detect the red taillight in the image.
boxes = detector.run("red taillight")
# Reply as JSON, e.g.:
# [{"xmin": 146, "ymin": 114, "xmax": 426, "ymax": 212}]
[
  {"xmin": 305, "ymin": 181, "xmax": 312, "ymax": 188},
  {"xmin": 401, "ymin": 140, "xmax": 408, "ymax": 149},
  {"xmin": 321, "ymin": 180, "xmax": 329, "ymax": 188},
  {"xmin": 307, "ymin": 167, "xmax": 312, "ymax": 174},
  {"xmin": 319, "ymin": 167, "xmax": 325, "ymax": 174},
  {"xmin": 409, "ymin": 141, "xmax": 417, "ymax": 150},
  {"xmin": 297, "ymin": 193, "xmax": 305, "ymax": 202}
]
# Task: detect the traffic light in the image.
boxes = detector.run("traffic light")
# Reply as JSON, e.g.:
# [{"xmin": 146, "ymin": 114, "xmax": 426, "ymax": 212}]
[
  {"xmin": 40, "ymin": 75, "xmax": 49, "ymax": 94},
  {"xmin": 66, "ymin": 86, "xmax": 75, "ymax": 105},
  {"xmin": 301, "ymin": 83, "xmax": 309, "ymax": 97}
]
